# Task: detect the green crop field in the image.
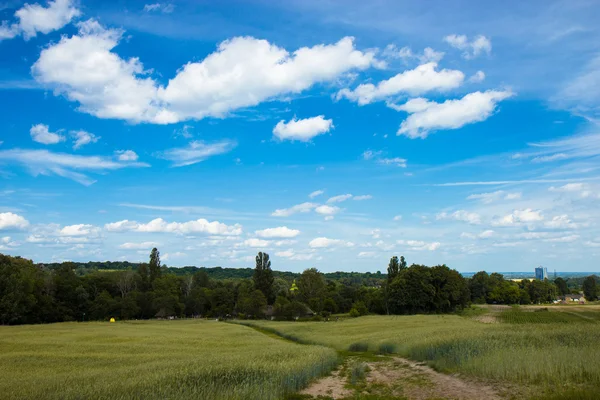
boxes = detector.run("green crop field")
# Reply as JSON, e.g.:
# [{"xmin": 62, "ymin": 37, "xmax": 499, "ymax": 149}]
[
  {"xmin": 0, "ymin": 320, "xmax": 337, "ymax": 400},
  {"xmin": 243, "ymin": 310, "xmax": 600, "ymax": 399}
]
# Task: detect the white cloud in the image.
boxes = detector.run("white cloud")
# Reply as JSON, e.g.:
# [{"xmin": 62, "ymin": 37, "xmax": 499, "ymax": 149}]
[
  {"xmin": 436, "ymin": 210, "xmax": 481, "ymax": 224},
  {"xmin": 275, "ymin": 249, "xmax": 315, "ymax": 260},
  {"xmin": 353, "ymin": 195, "xmax": 372, "ymax": 201},
  {"xmin": 544, "ymin": 215, "xmax": 577, "ymax": 229},
  {"xmin": 237, "ymin": 238, "xmax": 270, "ymax": 248},
  {"xmin": 443, "ymin": 34, "xmax": 492, "ymax": 59},
  {"xmin": 377, "ymin": 157, "xmax": 407, "ymax": 167},
  {"xmin": 33, "ymin": 22, "xmax": 381, "ymax": 124},
  {"xmin": 362, "ymin": 150, "xmax": 382, "ymax": 160},
  {"xmin": 273, "ymin": 239, "xmax": 297, "ymax": 247},
  {"xmin": 255, "ymin": 226, "xmax": 300, "ymax": 238},
  {"xmin": 71, "ymin": 130, "xmax": 99, "ymax": 149},
  {"xmin": 327, "ymin": 194, "xmax": 352, "ymax": 203},
  {"xmin": 391, "ymin": 90, "xmax": 513, "ymax": 139},
  {"xmin": 337, "ymin": 62, "xmax": 464, "ymax": 105},
  {"xmin": 393, "ymin": 215, "xmax": 402, "ymax": 221},
  {"xmin": 0, "ymin": 212, "xmax": 29, "ymax": 230},
  {"xmin": 309, "ymin": 237, "xmax": 353, "ymax": 248},
  {"xmin": 273, "ymin": 116, "xmax": 333, "ymax": 142},
  {"xmin": 115, "ymin": 150, "xmax": 139, "ymax": 161},
  {"xmin": 59, "ymin": 224, "xmax": 100, "ymax": 236},
  {"xmin": 358, "ymin": 251, "xmax": 377, "ymax": 258},
  {"xmin": 547, "ymin": 183, "xmax": 597, "ymax": 199},
  {"xmin": 272, "ymin": 202, "xmax": 318, "ymax": 217},
  {"xmin": 0, "ymin": 149, "xmax": 149, "ymax": 185},
  {"xmin": 397, "ymin": 239, "xmax": 440, "ymax": 251},
  {"xmin": 309, "ymin": 190, "xmax": 324, "ymax": 198},
  {"xmin": 159, "ymin": 140, "xmax": 236, "ymax": 167},
  {"xmin": 545, "ymin": 235, "xmax": 579, "ymax": 243},
  {"xmin": 531, "ymin": 153, "xmax": 568, "ymax": 163},
  {"xmin": 104, "ymin": 218, "xmax": 242, "ymax": 235},
  {"xmin": 119, "ymin": 241, "xmax": 159, "ymax": 250},
  {"xmin": 469, "ymin": 71, "xmax": 485, "ymax": 83},
  {"xmin": 315, "ymin": 205, "xmax": 340, "ymax": 215},
  {"xmin": 30, "ymin": 124, "xmax": 64, "ymax": 144},
  {"xmin": 467, "ymin": 190, "xmax": 521, "ymax": 203},
  {"xmin": 492, "ymin": 209, "xmax": 544, "ymax": 226},
  {"xmin": 383, "ymin": 45, "xmax": 444, "ymax": 64},
  {"xmin": 479, "ymin": 230, "xmax": 495, "ymax": 239},
  {"xmin": 143, "ymin": 3, "xmax": 174, "ymax": 13},
  {"xmin": 0, "ymin": 0, "xmax": 80, "ymax": 41}
]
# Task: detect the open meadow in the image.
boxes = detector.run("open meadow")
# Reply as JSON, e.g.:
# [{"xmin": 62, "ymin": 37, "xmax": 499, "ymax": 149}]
[{"xmin": 0, "ymin": 320, "xmax": 337, "ymax": 400}]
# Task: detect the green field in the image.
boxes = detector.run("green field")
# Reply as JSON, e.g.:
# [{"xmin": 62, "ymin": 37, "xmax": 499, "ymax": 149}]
[
  {"xmin": 243, "ymin": 309, "xmax": 600, "ymax": 399},
  {"xmin": 0, "ymin": 320, "xmax": 337, "ymax": 400},
  {"xmin": 2, "ymin": 309, "xmax": 600, "ymax": 400}
]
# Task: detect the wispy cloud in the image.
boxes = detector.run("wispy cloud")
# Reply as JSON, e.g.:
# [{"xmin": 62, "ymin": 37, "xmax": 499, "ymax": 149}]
[{"xmin": 158, "ymin": 140, "xmax": 237, "ymax": 167}]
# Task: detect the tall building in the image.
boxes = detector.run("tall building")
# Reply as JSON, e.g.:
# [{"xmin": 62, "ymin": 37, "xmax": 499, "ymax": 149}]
[{"xmin": 535, "ymin": 266, "xmax": 548, "ymax": 280}]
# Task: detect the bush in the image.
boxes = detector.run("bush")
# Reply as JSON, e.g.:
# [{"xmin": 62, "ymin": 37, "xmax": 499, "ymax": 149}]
[
  {"xmin": 348, "ymin": 342, "xmax": 369, "ymax": 352},
  {"xmin": 350, "ymin": 362, "xmax": 369, "ymax": 385},
  {"xmin": 377, "ymin": 342, "xmax": 396, "ymax": 355},
  {"xmin": 349, "ymin": 308, "xmax": 361, "ymax": 318},
  {"xmin": 350, "ymin": 301, "xmax": 368, "ymax": 317}
]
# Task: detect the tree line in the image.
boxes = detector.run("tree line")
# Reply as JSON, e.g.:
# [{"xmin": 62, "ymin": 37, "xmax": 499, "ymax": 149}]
[{"xmin": 0, "ymin": 250, "xmax": 598, "ymax": 325}]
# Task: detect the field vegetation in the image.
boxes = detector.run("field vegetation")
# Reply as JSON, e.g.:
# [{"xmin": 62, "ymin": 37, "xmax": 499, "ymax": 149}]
[
  {"xmin": 244, "ymin": 310, "xmax": 600, "ymax": 399},
  {"xmin": 0, "ymin": 320, "xmax": 337, "ymax": 400}
]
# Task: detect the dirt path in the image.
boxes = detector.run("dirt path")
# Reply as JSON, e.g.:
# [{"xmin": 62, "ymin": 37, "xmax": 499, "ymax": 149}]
[{"xmin": 300, "ymin": 356, "xmax": 503, "ymax": 400}]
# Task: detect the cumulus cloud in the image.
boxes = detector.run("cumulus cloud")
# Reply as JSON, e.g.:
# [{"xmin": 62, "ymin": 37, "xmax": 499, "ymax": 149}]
[
  {"xmin": 104, "ymin": 218, "xmax": 242, "ymax": 235},
  {"xmin": 0, "ymin": 0, "xmax": 80, "ymax": 41},
  {"xmin": 237, "ymin": 238, "xmax": 270, "ymax": 248},
  {"xmin": 336, "ymin": 62, "xmax": 464, "ymax": 105},
  {"xmin": 383, "ymin": 45, "xmax": 445, "ymax": 64},
  {"xmin": 469, "ymin": 71, "xmax": 485, "ymax": 83},
  {"xmin": 391, "ymin": 90, "xmax": 513, "ymax": 139},
  {"xmin": 273, "ymin": 116, "xmax": 333, "ymax": 142},
  {"xmin": 492, "ymin": 209, "xmax": 544, "ymax": 226},
  {"xmin": 158, "ymin": 140, "xmax": 236, "ymax": 167},
  {"xmin": 443, "ymin": 34, "xmax": 492, "ymax": 59},
  {"xmin": 119, "ymin": 241, "xmax": 159, "ymax": 250},
  {"xmin": 255, "ymin": 226, "xmax": 300, "ymax": 238},
  {"xmin": 309, "ymin": 237, "xmax": 353, "ymax": 248},
  {"xmin": 275, "ymin": 249, "xmax": 316, "ymax": 260},
  {"xmin": 71, "ymin": 130, "xmax": 99, "ymax": 149},
  {"xmin": 33, "ymin": 22, "xmax": 379, "ymax": 124},
  {"xmin": 59, "ymin": 224, "xmax": 100, "ymax": 236},
  {"xmin": 353, "ymin": 195, "xmax": 372, "ymax": 201},
  {"xmin": 0, "ymin": 212, "xmax": 29, "ymax": 230},
  {"xmin": 327, "ymin": 194, "xmax": 353, "ymax": 203},
  {"xmin": 436, "ymin": 210, "xmax": 481, "ymax": 224},
  {"xmin": 115, "ymin": 150, "xmax": 139, "ymax": 161},
  {"xmin": 397, "ymin": 239, "xmax": 440, "ymax": 251},
  {"xmin": 0, "ymin": 148, "xmax": 149, "ymax": 185},
  {"xmin": 315, "ymin": 205, "xmax": 340, "ymax": 215},
  {"xmin": 30, "ymin": 124, "xmax": 64, "ymax": 144},
  {"xmin": 272, "ymin": 202, "xmax": 318, "ymax": 217},
  {"xmin": 544, "ymin": 215, "xmax": 578, "ymax": 229}
]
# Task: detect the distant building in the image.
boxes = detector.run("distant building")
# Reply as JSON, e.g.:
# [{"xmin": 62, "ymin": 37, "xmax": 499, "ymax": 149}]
[{"xmin": 535, "ymin": 266, "xmax": 548, "ymax": 280}]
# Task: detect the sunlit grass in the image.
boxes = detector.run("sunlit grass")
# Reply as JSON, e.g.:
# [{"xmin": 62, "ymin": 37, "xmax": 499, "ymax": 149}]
[
  {"xmin": 245, "ymin": 313, "xmax": 600, "ymax": 398},
  {"xmin": 0, "ymin": 320, "xmax": 337, "ymax": 400}
]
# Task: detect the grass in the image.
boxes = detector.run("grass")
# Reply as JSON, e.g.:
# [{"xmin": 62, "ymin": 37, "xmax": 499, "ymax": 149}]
[
  {"xmin": 0, "ymin": 320, "xmax": 337, "ymax": 400},
  {"xmin": 243, "ymin": 310, "xmax": 600, "ymax": 399}
]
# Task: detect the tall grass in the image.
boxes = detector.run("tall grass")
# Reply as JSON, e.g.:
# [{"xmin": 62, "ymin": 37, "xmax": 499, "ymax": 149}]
[
  {"xmin": 244, "ymin": 313, "xmax": 600, "ymax": 398},
  {"xmin": 0, "ymin": 320, "xmax": 337, "ymax": 400}
]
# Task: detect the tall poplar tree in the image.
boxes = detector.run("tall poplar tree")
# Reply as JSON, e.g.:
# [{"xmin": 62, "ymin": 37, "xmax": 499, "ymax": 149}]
[{"xmin": 253, "ymin": 252, "xmax": 274, "ymax": 304}]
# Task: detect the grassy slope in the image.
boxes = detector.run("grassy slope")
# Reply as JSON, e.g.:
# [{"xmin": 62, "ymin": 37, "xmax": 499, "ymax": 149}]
[
  {"xmin": 0, "ymin": 320, "xmax": 337, "ymax": 400},
  {"xmin": 245, "ymin": 311, "xmax": 600, "ymax": 399}
]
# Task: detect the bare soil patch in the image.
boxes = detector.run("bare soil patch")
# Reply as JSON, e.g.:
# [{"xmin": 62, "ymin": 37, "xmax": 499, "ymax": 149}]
[{"xmin": 299, "ymin": 356, "xmax": 503, "ymax": 400}]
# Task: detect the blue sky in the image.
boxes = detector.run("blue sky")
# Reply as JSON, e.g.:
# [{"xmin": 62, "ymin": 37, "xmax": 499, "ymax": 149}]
[{"xmin": 1, "ymin": 0, "xmax": 600, "ymax": 272}]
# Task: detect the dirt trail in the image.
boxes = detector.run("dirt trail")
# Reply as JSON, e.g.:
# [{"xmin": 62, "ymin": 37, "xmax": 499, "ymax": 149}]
[{"xmin": 301, "ymin": 356, "xmax": 503, "ymax": 400}]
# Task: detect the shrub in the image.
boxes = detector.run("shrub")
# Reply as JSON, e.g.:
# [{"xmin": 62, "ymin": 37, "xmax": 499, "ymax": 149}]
[
  {"xmin": 350, "ymin": 362, "xmax": 369, "ymax": 385},
  {"xmin": 377, "ymin": 342, "xmax": 396, "ymax": 355},
  {"xmin": 349, "ymin": 308, "xmax": 361, "ymax": 318},
  {"xmin": 348, "ymin": 342, "xmax": 369, "ymax": 352}
]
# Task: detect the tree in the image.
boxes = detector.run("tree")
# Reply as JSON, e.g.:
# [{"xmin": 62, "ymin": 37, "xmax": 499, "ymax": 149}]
[
  {"xmin": 116, "ymin": 270, "xmax": 136, "ymax": 298},
  {"xmin": 399, "ymin": 256, "xmax": 407, "ymax": 271},
  {"xmin": 0, "ymin": 255, "xmax": 41, "ymax": 325},
  {"xmin": 149, "ymin": 248, "xmax": 162, "ymax": 283},
  {"xmin": 554, "ymin": 277, "xmax": 569, "ymax": 296},
  {"xmin": 298, "ymin": 268, "xmax": 326, "ymax": 311},
  {"xmin": 583, "ymin": 276, "xmax": 598, "ymax": 301},
  {"xmin": 387, "ymin": 256, "xmax": 399, "ymax": 284},
  {"xmin": 253, "ymin": 252, "xmax": 274, "ymax": 304}
]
